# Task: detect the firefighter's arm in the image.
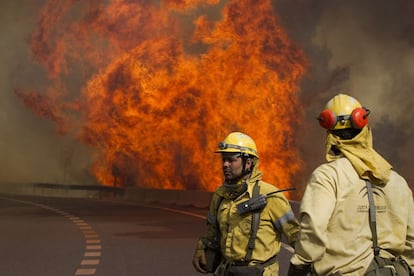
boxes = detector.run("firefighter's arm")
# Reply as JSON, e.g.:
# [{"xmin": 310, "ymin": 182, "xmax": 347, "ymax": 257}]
[
  {"xmin": 192, "ymin": 194, "xmax": 221, "ymax": 273},
  {"xmin": 193, "ymin": 225, "xmax": 219, "ymax": 273},
  {"xmin": 290, "ymin": 170, "xmax": 336, "ymax": 266},
  {"xmin": 402, "ymin": 188, "xmax": 414, "ymax": 271},
  {"xmin": 267, "ymin": 193, "xmax": 300, "ymax": 247},
  {"xmin": 193, "ymin": 239, "xmax": 208, "ymax": 273}
]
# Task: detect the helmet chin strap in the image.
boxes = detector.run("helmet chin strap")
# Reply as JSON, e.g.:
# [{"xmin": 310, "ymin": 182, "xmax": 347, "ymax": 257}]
[
  {"xmin": 240, "ymin": 155, "xmax": 253, "ymax": 178},
  {"xmin": 223, "ymin": 156, "xmax": 253, "ymax": 199},
  {"xmin": 224, "ymin": 153, "xmax": 253, "ymax": 184}
]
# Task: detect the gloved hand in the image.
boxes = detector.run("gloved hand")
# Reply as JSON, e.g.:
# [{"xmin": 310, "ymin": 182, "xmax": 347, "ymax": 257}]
[
  {"xmin": 192, "ymin": 247, "xmax": 208, "ymax": 274},
  {"xmin": 287, "ymin": 263, "xmax": 311, "ymax": 276}
]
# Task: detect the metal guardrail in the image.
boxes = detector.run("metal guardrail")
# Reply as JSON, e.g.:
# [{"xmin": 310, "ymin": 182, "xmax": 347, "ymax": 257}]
[
  {"xmin": 32, "ymin": 182, "xmax": 124, "ymax": 192},
  {"xmin": 0, "ymin": 182, "xmax": 299, "ymax": 212},
  {"xmin": 31, "ymin": 182, "xmax": 125, "ymax": 199}
]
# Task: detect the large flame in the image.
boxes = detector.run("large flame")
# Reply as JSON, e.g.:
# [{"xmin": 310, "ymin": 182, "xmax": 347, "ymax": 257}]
[{"xmin": 15, "ymin": 0, "xmax": 307, "ymax": 191}]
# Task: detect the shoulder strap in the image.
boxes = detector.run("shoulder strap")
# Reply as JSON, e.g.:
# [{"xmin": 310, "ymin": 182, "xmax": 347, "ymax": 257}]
[
  {"xmin": 214, "ymin": 195, "xmax": 223, "ymax": 231},
  {"xmin": 215, "ymin": 196, "xmax": 223, "ymax": 216},
  {"xmin": 366, "ymin": 180, "xmax": 380, "ymax": 256},
  {"xmin": 245, "ymin": 180, "xmax": 261, "ymax": 262}
]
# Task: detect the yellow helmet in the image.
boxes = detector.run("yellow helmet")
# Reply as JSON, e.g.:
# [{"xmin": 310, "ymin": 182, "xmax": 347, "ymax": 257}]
[
  {"xmin": 215, "ymin": 132, "xmax": 259, "ymax": 158},
  {"xmin": 318, "ymin": 94, "xmax": 370, "ymax": 130}
]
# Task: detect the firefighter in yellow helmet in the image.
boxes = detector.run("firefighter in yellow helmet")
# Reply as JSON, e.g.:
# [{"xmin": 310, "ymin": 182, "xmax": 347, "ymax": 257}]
[
  {"xmin": 193, "ymin": 131, "xmax": 300, "ymax": 275},
  {"xmin": 288, "ymin": 94, "xmax": 414, "ymax": 275}
]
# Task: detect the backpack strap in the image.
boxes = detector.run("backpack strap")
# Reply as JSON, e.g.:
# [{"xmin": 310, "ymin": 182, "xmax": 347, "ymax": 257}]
[
  {"xmin": 366, "ymin": 180, "xmax": 380, "ymax": 256},
  {"xmin": 245, "ymin": 180, "xmax": 261, "ymax": 262},
  {"xmin": 213, "ymin": 195, "xmax": 223, "ymax": 237},
  {"xmin": 215, "ymin": 196, "xmax": 224, "ymax": 219}
]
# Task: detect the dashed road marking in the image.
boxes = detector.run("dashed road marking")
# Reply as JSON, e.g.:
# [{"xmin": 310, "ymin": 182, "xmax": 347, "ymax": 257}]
[
  {"xmin": 80, "ymin": 226, "xmax": 93, "ymax": 230},
  {"xmin": 75, "ymin": 268, "xmax": 96, "ymax": 275},
  {"xmin": 85, "ymin": 252, "xmax": 101, "ymax": 257},
  {"xmin": 85, "ymin": 234, "xmax": 99, "ymax": 238},
  {"xmin": 0, "ymin": 196, "xmax": 102, "ymax": 275},
  {"xmin": 81, "ymin": 259, "xmax": 100, "ymax": 265},
  {"xmin": 86, "ymin": 245, "xmax": 102, "ymax": 250},
  {"xmin": 86, "ymin": 239, "xmax": 101, "ymax": 244}
]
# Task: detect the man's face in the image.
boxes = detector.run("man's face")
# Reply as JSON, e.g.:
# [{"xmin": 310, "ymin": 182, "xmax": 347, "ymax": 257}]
[{"xmin": 221, "ymin": 152, "xmax": 251, "ymax": 181}]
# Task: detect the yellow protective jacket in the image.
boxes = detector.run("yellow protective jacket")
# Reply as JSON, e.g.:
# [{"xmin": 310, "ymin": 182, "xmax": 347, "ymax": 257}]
[
  {"xmin": 199, "ymin": 165, "xmax": 300, "ymax": 275},
  {"xmin": 291, "ymin": 157, "xmax": 414, "ymax": 275}
]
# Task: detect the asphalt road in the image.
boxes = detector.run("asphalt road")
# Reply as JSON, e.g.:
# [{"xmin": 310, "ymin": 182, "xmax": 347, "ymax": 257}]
[{"xmin": 0, "ymin": 194, "xmax": 296, "ymax": 276}]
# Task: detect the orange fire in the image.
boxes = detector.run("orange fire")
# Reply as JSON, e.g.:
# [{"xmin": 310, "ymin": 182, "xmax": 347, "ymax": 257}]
[{"xmin": 15, "ymin": 0, "xmax": 307, "ymax": 191}]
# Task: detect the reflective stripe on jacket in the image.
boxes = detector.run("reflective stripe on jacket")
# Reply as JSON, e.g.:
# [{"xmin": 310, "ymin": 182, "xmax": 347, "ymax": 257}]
[
  {"xmin": 216, "ymin": 180, "xmax": 299, "ymax": 263},
  {"xmin": 202, "ymin": 167, "xmax": 300, "ymax": 275}
]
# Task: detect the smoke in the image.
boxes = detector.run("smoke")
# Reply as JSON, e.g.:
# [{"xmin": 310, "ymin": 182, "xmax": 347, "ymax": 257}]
[
  {"xmin": 1, "ymin": 0, "xmax": 413, "ymax": 192},
  {"xmin": 274, "ymin": 0, "xmax": 414, "ymax": 191},
  {"xmin": 0, "ymin": 1, "xmax": 97, "ymax": 185}
]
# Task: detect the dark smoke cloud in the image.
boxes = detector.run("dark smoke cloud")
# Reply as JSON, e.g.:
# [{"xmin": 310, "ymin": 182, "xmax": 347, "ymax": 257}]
[
  {"xmin": 274, "ymin": 0, "xmax": 414, "ymax": 191},
  {"xmin": 1, "ymin": 0, "xmax": 413, "ymax": 192}
]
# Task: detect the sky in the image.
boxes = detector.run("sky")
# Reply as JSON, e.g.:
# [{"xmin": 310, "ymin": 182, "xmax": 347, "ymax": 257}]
[{"xmin": 0, "ymin": 0, "xmax": 413, "ymax": 195}]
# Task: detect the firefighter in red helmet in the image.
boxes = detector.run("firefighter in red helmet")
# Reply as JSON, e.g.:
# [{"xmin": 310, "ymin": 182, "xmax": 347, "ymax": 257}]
[{"xmin": 288, "ymin": 94, "xmax": 414, "ymax": 275}]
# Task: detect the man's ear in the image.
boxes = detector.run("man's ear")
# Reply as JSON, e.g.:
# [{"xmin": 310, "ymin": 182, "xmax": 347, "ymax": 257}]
[{"xmin": 245, "ymin": 157, "xmax": 253, "ymax": 169}]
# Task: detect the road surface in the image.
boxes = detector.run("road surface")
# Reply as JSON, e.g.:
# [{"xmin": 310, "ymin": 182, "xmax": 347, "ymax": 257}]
[{"xmin": 0, "ymin": 194, "xmax": 296, "ymax": 276}]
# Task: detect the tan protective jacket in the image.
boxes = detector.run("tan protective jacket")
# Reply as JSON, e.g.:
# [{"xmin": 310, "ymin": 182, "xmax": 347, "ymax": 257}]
[
  {"xmin": 291, "ymin": 157, "xmax": 414, "ymax": 275},
  {"xmin": 200, "ymin": 166, "xmax": 300, "ymax": 275}
]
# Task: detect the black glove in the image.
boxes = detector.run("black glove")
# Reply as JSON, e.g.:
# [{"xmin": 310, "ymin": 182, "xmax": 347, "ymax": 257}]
[{"xmin": 287, "ymin": 263, "xmax": 311, "ymax": 276}]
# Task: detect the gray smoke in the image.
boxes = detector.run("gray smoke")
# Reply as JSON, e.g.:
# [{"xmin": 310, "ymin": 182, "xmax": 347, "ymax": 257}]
[
  {"xmin": 274, "ymin": 0, "xmax": 414, "ymax": 191},
  {"xmin": 0, "ymin": 1, "xmax": 96, "ymax": 185},
  {"xmin": 0, "ymin": 1, "xmax": 412, "ymax": 191}
]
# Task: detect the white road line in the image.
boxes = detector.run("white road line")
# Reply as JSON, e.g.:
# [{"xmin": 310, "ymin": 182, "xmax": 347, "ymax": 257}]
[
  {"xmin": 106, "ymin": 200, "xmax": 206, "ymax": 219},
  {"xmin": 104, "ymin": 198, "xmax": 295, "ymax": 254},
  {"xmin": 0, "ymin": 196, "xmax": 102, "ymax": 276},
  {"xmin": 80, "ymin": 226, "xmax": 93, "ymax": 230},
  {"xmin": 75, "ymin": 268, "xmax": 96, "ymax": 275},
  {"xmin": 82, "ymin": 230, "xmax": 97, "ymax": 234},
  {"xmin": 84, "ymin": 234, "xmax": 99, "ymax": 238},
  {"xmin": 86, "ymin": 239, "xmax": 101, "ymax": 244},
  {"xmin": 84, "ymin": 252, "xmax": 101, "ymax": 257},
  {"xmin": 81, "ymin": 259, "xmax": 100, "ymax": 265},
  {"xmin": 86, "ymin": 245, "xmax": 102, "ymax": 250}
]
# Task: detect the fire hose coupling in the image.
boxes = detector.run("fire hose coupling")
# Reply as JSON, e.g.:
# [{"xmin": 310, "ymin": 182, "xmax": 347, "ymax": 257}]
[{"xmin": 236, "ymin": 187, "xmax": 296, "ymax": 215}]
